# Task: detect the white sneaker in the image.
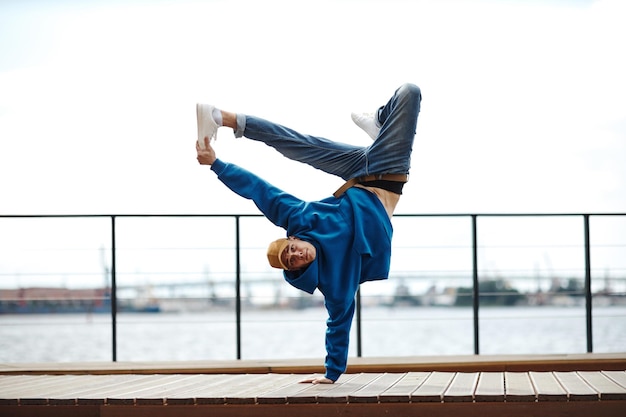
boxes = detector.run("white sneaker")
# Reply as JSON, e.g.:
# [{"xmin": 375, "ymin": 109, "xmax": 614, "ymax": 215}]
[
  {"xmin": 196, "ymin": 103, "xmax": 218, "ymax": 148},
  {"xmin": 351, "ymin": 112, "xmax": 381, "ymax": 141}
]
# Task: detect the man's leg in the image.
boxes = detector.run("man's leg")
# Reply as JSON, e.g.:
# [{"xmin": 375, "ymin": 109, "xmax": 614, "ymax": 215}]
[
  {"xmin": 362, "ymin": 83, "xmax": 422, "ymax": 176},
  {"xmin": 227, "ymin": 112, "xmax": 368, "ymax": 181}
]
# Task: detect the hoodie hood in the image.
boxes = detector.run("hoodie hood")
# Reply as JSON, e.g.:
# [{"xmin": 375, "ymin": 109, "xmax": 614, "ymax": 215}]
[{"xmin": 283, "ymin": 258, "xmax": 319, "ymax": 294}]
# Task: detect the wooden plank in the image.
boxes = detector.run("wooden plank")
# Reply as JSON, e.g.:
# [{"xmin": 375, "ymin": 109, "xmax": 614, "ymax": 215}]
[
  {"xmin": 474, "ymin": 372, "xmax": 504, "ymax": 402},
  {"xmin": 77, "ymin": 375, "xmax": 165, "ymax": 405},
  {"xmin": 151, "ymin": 374, "xmax": 211, "ymax": 393},
  {"xmin": 603, "ymin": 370, "xmax": 626, "ymax": 389},
  {"xmin": 100, "ymin": 374, "xmax": 191, "ymax": 405},
  {"xmin": 164, "ymin": 374, "xmax": 240, "ymax": 405},
  {"xmin": 134, "ymin": 375, "xmax": 210, "ymax": 405},
  {"xmin": 529, "ymin": 372, "xmax": 567, "ymax": 401},
  {"xmin": 578, "ymin": 371, "xmax": 626, "ymax": 400},
  {"xmin": 504, "ymin": 372, "xmax": 536, "ymax": 402},
  {"xmin": 316, "ymin": 373, "xmax": 382, "ymax": 403},
  {"xmin": 106, "ymin": 374, "xmax": 189, "ymax": 405},
  {"xmin": 348, "ymin": 373, "xmax": 405, "ymax": 403},
  {"xmin": 2, "ymin": 353, "xmax": 624, "ymax": 376},
  {"xmin": 0, "ymin": 375, "xmax": 42, "ymax": 391},
  {"xmin": 0, "ymin": 376, "xmax": 42, "ymax": 405},
  {"xmin": 378, "ymin": 372, "xmax": 430, "ymax": 403},
  {"xmin": 225, "ymin": 374, "xmax": 297, "ymax": 404},
  {"xmin": 287, "ymin": 373, "xmax": 359, "ymax": 404},
  {"xmin": 443, "ymin": 372, "xmax": 479, "ymax": 402},
  {"xmin": 77, "ymin": 375, "xmax": 158, "ymax": 405},
  {"xmin": 256, "ymin": 374, "xmax": 318, "ymax": 404},
  {"xmin": 554, "ymin": 371, "xmax": 598, "ymax": 401},
  {"xmin": 0, "ymin": 375, "xmax": 79, "ymax": 397},
  {"xmin": 49, "ymin": 375, "xmax": 135, "ymax": 405},
  {"xmin": 6, "ymin": 375, "xmax": 85, "ymax": 406},
  {"xmin": 195, "ymin": 374, "xmax": 268, "ymax": 405},
  {"xmin": 0, "ymin": 376, "xmax": 56, "ymax": 404},
  {"xmin": 411, "ymin": 371, "xmax": 455, "ymax": 402}
]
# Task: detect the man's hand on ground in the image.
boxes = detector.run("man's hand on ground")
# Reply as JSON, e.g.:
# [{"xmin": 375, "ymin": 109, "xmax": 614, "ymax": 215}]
[{"xmin": 299, "ymin": 376, "xmax": 334, "ymax": 384}]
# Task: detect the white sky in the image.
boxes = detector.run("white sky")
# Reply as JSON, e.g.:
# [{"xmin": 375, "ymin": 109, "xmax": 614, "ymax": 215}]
[
  {"xmin": 1, "ymin": 0, "xmax": 624, "ymax": 216},
  {"xmin": 1, "ymin": 0, "xmax": 625, "ymax": 291}
]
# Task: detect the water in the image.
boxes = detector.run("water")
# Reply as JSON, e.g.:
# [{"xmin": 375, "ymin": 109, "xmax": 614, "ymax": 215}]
[{"xmin": 1, "ymin": 306, "xmax": 624, "ymax": 363}]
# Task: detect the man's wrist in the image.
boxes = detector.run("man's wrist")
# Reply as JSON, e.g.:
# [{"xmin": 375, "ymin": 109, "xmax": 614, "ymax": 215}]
[{"xmin": 210, "ymin": 158, "xmax": 227, "ymax": 175}]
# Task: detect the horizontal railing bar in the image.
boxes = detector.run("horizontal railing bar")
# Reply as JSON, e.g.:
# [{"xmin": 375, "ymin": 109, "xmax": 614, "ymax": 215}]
[
  {"xmin": 0, "ymin": 214, "xmax": 263, "ymax": 218},
  {"xmin": 4, "ymin": 244, "xmax": 626, "ymax": 252},
  {"xmin": 2, "ymin": 212, "xmax": 626, "ymax": 218},
  {"xmin": 394, "ymin": 212, "xmax": 626, "ymax": 217},
  {"xmin": 3, "ymin": 269, "xmax": 626, "ymax": 276},
  {"xmin": 3, "ymin": 291, "xmax": 625, "ymax": 302}
]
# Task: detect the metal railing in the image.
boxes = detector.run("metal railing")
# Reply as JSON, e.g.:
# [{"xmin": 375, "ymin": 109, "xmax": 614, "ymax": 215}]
[{"xmin": 1, "ymin": 212, "xmax": 625, "ymax": 361}]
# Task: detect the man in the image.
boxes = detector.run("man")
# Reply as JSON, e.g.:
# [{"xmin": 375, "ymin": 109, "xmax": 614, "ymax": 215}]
[{"xmin": 196, "ymin": 83, "xmax": 421, "ymax": 383}]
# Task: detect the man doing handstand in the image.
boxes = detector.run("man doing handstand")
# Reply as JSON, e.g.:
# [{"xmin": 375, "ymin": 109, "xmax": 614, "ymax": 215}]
[{"xmin": 196, "ymin": 83, "xmax": 422, "ymax": 383}]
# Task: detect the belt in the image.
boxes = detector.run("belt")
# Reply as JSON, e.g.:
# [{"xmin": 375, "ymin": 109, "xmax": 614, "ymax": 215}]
[{"xmin": 333, "ymin": 173, "xmax": 409, "ymax": 198}]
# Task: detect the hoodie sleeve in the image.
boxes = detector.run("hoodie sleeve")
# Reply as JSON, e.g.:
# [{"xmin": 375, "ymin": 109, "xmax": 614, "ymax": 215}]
[
  {"xmin": 210, "ymin": 159, "xmax": 305, "ymax": 230},
  {"xmin": 323, "ymin": 297, "xmax": 356, "ymax": 382}
]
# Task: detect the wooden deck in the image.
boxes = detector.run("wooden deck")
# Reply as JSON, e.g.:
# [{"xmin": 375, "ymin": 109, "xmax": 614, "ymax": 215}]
[
  {"xmin": 1, "ymin": 371, "xmax": 626, "ymax": 416},
  {"xmin": 1, "ymin": 355, "xmax": 625, "ymax": 416}
]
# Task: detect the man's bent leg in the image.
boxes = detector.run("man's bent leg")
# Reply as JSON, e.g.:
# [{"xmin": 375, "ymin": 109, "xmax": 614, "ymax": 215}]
[{"xmin": 364, "ymin": 83, "xmax": 422, "ymax": 176}]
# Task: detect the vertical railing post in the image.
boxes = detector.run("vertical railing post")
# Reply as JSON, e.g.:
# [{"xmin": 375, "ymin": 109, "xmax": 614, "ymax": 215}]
[
  {"xmin": 235, "ymin": 216, "xmax": 242, "ymax": 360},
  {"xmin": 355, "ymin": 287, "xmax": 362, "ymax": 357},
  {"xmin": 584, "ymin": 214, "xmax": 593, "ymax": 353},
  {"xmin": 472, "ymin": 215, "xmax": 480, "ymax": 355},
  {"xmin": 110, "ymin": 215, "xmax": 117, "ymax": 362}
]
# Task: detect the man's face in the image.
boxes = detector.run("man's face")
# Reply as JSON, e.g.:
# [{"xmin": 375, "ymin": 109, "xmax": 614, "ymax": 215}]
[{"xmin": 281, "ymin": 237, "xmax": 316, "ymax": 271}]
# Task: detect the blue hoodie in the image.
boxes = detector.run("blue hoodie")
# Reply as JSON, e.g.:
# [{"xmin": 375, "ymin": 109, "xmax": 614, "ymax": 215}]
[{"xmin": 211, "ymin": 159, "xmax": 392, "ymax": 381}]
